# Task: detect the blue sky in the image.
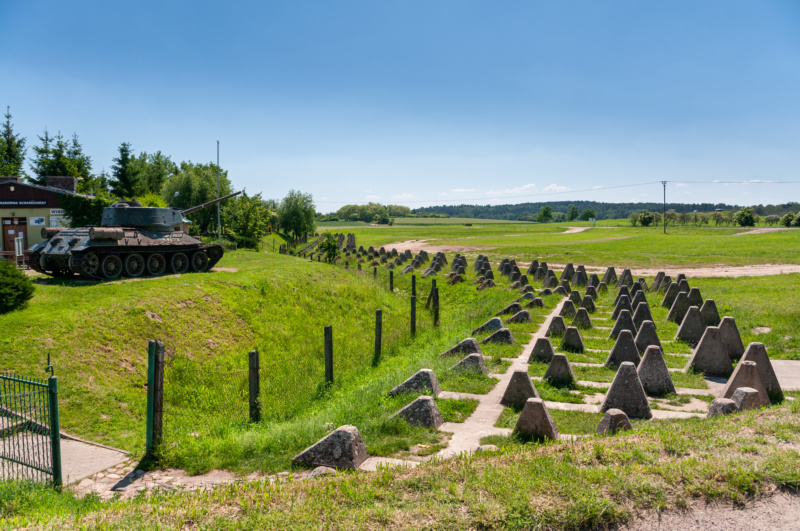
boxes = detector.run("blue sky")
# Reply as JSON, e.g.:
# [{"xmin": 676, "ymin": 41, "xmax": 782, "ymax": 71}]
[{"xmin": 2, "ymin": 1, "xmax": 800, "ymax": 211}]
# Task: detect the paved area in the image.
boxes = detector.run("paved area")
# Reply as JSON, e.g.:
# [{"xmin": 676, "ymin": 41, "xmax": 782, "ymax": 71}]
[
  {"xmin": 772, "ymin": 360, "xmax": 800, "ymax": 391},
  {"xmin": 61, "ymin": 437, "xmax": 128, "ymax": 484}
]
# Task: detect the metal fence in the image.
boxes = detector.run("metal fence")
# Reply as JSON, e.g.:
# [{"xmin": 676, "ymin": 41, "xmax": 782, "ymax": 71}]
[{"xmin": 0, "ymin": 370, "xmax": 61, "ymax": 486}]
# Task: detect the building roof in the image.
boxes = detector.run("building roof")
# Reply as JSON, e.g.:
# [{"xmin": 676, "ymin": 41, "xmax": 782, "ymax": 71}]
[{"xmin": 0, "ymin": 179, "xmax": 94, "ymax": 199}]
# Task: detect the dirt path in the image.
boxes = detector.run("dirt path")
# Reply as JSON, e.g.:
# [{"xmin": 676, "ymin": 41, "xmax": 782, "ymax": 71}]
[
  {"xmin": 382, "ymin": 239, "xmax": 495, "ymax": 254},
  {"xmin": 734, "ymin": 227, "xmax": 797, "ymax": 235}
]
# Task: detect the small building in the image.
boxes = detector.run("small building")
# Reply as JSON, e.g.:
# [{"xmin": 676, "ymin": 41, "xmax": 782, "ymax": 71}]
[{"xmin": 0, "ymin": 176, "xmax": 86, "ymax": 258}]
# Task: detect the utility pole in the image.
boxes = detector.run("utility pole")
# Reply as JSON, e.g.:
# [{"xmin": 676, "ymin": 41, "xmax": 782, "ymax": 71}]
[
  {"xmin": 216, "ymin": 141, "xmax": 221, "ymax": 245},
  {"xmin": 661, "ymin": 181, "xmax": 667, "ymax": 234}
]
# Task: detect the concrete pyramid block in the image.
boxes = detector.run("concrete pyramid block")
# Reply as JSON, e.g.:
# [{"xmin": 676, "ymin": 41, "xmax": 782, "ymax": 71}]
[
  {"xmin": 569, "ymin": 290, "xmax": 582, "ymax": 306},
  {"xmin": 630, "ymin": 291, "xmax": 647, "ymax": 311},
  {"xmin": 553, "ymin": 285, "xmax": 568, "ymax": 296},
  {"xmin": 636, "ymin": 346, "xmax": 675, "ymax": 395},
  {"xmin": 675, "ymin": 273, "xmax": 687, "ymax": 284},
  {"xmin": 519, "ymin": 274, "xmax": 529, "ymax": 286},
  {"xmin": 739, "ymin": 342, "xmax": 783, "ymax": 401},
  {"xmin": 534, "ymin": 266, "xmax": 545, "ymax": 281},
  {"xmin": 481, "ymin": 328, "xmax": 516, "ymax": 345},
  {"xmin": 560, "ymin": 263, "xmax": 575, "ymax": 281},
  {"xmin": 544, "ymin": 276, "xmax": 559, "ymax": 289},
  {"xmin": 545, "ymin": 316, "xmax": 567, "ymax": 338},
  {"xmin": 649, "ymin": 272, "xmax": 665, "ymax": 292},
  {"xmin": 597, "ymin": 282, "xmax": 608, "ymax": 294},
  {"xmin": 389, "ymin": 369, "xmax": 443, "ymax": 397},
  {"xmin": 581, "ymin": 295, "xmax": 596, "ymax": 313},
  {"xmin": 510, "ymin": 271, "xmax": 521, "ymax": 283},
  {"xmin": 516, "ymin": 292, "xmax": 534, "ymax": 303},
  {"xmin": 518, "ymin": 285, "xmax": 535, "ymax": 294},
  {"xmin": 660, "ymin": 282, "xmax": 680, "ymax": 308},
  {"xmin": 449, "ymin": 353, "xmax": 488, "ymax": 374},
  {"xmin": 525, "ymin": 297, "xmax": 545, "ymax": 309},
  {"xmin": 602, "ymin": 266, "xmax": 618, "ymax": 285},
  {"xmin": 605, "ymin": 330, "xmax": 640, "ymax": 368},
  {"xmin": 514, "ymin": 398, "xmax": 559, "ymax": 441},
  {"xmin": 507, "ymin": 310, "xmax": 533, "ymax": 324},
  {"xmin": 719, "ymin": 317, "xmax": 745, "ymax": 359},
  {"xmin": 572, "ymin": 307, "xmax": 593, "ymax": 329},
  {"xmin": 505, "ymin": 281, "xmax": 522, "ymax": 291},
  {"xmin": 685, "ymin": 326, "xmax": 733, "ymax": 377},
  {"xmin": 707, "ymin": 398, "xmax": 739, "ymax": 418},
  {"xmin": 675, "ymin": 306, "xmax": 706, "ymax": 345},
  {"xmin": 614, "ymin": 286, "xmax": 631, "ymax": 307},
  {"xmin": 541, "ymin": 288, "xmax": 553, "ymax": 296},
  {"xmin": 612, "ymin": 295, "xmax": 633, "ymax": 320},
  {"xmin": 560, "ymin": 326, "xmax": 585, "ymax": 353},
  {"xmin": 657, "ymin": 275, "xmax": 672, "ymax": 293},
  {"xmin": 635, "ymin": 321, "xmax": 662, "ymax": 357},
  {"xmin": 617, "ymin": 268, "xmax": 634, "ymax": 288},
  {"xmin": 687, "ymin": 287, "xmax": 703, "ymax": 307},
  {"xmin": 484, "ymin": 270, "xmax": 494, "ymax": 280},
  {"xmin": 472, "ymin": 317, "xmax": 503, "ymax": 335},
  {"xmin": 560, "ymin": 300, "xmax": 577, "ymax": 319},
  {"xmin": 667, "ymin": 292, "xmax": 691, "ymax": 324},
  {"xmin": 699, "ymin": 299, "xmax": 721, "ymax": 326},
  {"xmin": 529, "ymin": 337, "xmax": 556, "ymax": 363},
  {"xmin": 441, "ymin": 338, "xmax": 483, "ymax": 357},
  {"xmin": 609, "ymin": 310, "xmax": 637, "ymax": 340},
  {"xmin": 571, "ymin": 269, "xmax": 588, "ymax": 287},
  {"xmin": 477, "ymin": 279, "xmax": 495, "ymax": 290},
  {"xmin": 630, "ymin": 281, "xmax": 643, "ymax": 297},
  {"xmin": 588, "ymin": 273, "xmax": 600, "ymax": 288},
  {"xmin": 526, "ymin": 259, "xmax": 539, "ymax": 275},
  {"xmin": 394, "ymin": 396, "xmax": 444, "ymax": 428},
  {"xmin": 544, "ymin": 353, "xmax": 577, "ymax": 386},
  {"xmin": 632, "ymin": 301, "xmax": 653, "ymax": 329},
  {"xmin": 596, "ymin": 409, "xmax": 632, "ymax": 435},
  {"xmin": 559, "ymin": 279, "xmax": 572, "ymax": 293},
  {"xmin": 496, "ymin": 302, "xmax": 522, "ymax": 316},
  {"xmin": 731, "ymin": 387, "xmax": 769, "ymax": 411},
  {"xmin": 292, "ymin": 425, "xmax": 369, "ymax": 469},
  {"xmin": 600, "ymin": 362, "xmax": 652, "ymax": 419},
  {"xmin": 586, "ymin": 286, "xmax": 599, "ymax": 300},
  {"xmin": 501, "ymin": 370, "xmax": 540, "ymax": 407},
  {"xmin": 721, "ymin": 360, "xmax": 770, "ymax": 405}
]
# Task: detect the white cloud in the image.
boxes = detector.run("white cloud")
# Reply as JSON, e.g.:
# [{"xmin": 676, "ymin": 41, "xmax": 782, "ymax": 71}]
[
  {"xmin": 745, "ymin": 179, "xmax": 775, "ymax": 183},
  {"xmin": 675, "ymin": 183, "xmax": 688, "ymax": 187},
  {"xmin": 713, "ymin": 179, "xmax": 720, "ymax": 183},
  {"xmin": 592, "ymin": 185, "xmax": 602, "ymax": 190},
  {"xmin": 365, "ymin": 194, "xmax": 381, "ymax": 200},
  {"xmin": 391, "ymin": 193, "xmax": 414, "ymax": 200},
  {"xmin": 450, "ymin": 188, "xmax": 475, "ymax": 193},
  {"xmin": 543, "ymin": 184, "xmax": 569, "ymax": 193},
  {"xmin": 486, "ymin": 183, "xmax": 537, "ymax": 196}
]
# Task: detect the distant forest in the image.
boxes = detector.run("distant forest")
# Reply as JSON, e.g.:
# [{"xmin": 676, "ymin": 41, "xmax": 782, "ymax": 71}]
[{"xmin": 412, "ymin": 201, "xmax": 800, "ymax": 221}]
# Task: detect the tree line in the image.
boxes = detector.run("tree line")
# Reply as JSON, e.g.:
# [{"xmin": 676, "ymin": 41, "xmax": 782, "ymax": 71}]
[{"xmin": 0, "ymin": 107, "xmax": 315, "ymax": 247}]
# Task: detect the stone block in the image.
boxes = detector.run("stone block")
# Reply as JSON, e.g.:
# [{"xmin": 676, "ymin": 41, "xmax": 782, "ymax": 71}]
[
  {"xmin": 526, "ymin": 259, "xmax": 539, "ymax": 276},
  {"xmin": 657, "ymin": 275, "xmax": 672, "ymax": 293},
  {"xmin": 609, "ymin": 309, "xmax": 637, "ymax": 340},
  {"xmin": 600, "ymin": 362, "xmax": 652, "ymax": 419},
  {"xmin": 560, "ymin": 326, "xmax": 585, "ymax": 353},
  {"xmin": 637, "ymin": 346, "xmax": 675, "ymax": 395},
  {"xmin": 678, "ymin": 279, "xmax": 690, "ymax": 293},
  {"xmin": 529, "ymin": 337, "xmax": 556, "ymax": 363},
  {"xmin": 560, "ymin": 300, "xmax": 577, "ymax": 319},
  {"xmin": 612, "ymin": 295, "xmax": 632, "ymax": 321},
  {"xmin": 546, "ymin": 316, "xmax": 567, "ymax": 338},
  {"xmin": 571, "ymin": 270, "xmax": 588, "ymax": 287},
  {"xmin": 388, "ymin": 369, "xmax": 442, "ymax": 397},
  {"xmin": 649, "ymin": 272, "xmax": 665, "ymax": 292},
  {"xmin": 661, "ymin": 282, "xmax": 680, "ymax": 308},
  {"xmin": 449, "ymin": 353, "xmax": 488, "ymax": 374},
  {"xmin": 632, "ymin": 301, "xmax": 653, "ymax": 330},
  {"xmin": 707, "ymin": 398, "xmax": 739, "ymax": 418},
  {"xmin": 514, "ymin": 398, "xmax": 559, "ymax": 441},
  {"xmin": 480, "ymin": 328, "xmax": 516, "ymax": 345},
  {"xmin": 472, "ymin": 317, "xmax": 503, "ymax": 335},
  {"xmin": 544, "ymin": 353, "xmax": 577, "ymax": 386},
  {"xmin": 667, "ymin": 292, "xmax": 691, "ymax": 324},
  {"xmin": 560, "ymin": 263, "xmax": 575, "ymax": 281},
  {"xmin": 580, "ymin": 295, "xmax": 596, "ymax": 313},
  {"xmin": 586, "ymin": 286, "xmax": 599, "ymax": 300},
  {"xmin": 596, "ymin": 409, "xmax": 632, "ymax": 435},
  {"xmin": 559, "ymin": 279, "xmax": 572, "ymax": 293},
  {"xmin": 507, "ymin": 310, "xmax": 533, "ymax": 324},
  {"xmin": 605, "ymin": 330, "xmax": 641, "ymax": 368},
  {"xmin": 721, "ymin": 360, "xmax": 770, "ymax": 405},
  {"xmin": 630, "ymin": 291, "xmax": 647, "ymax": 312},
  {"xmin": 588, "ymin": 273, "xmax": 600, "ymax": 288},
  {"xmin": 544, "ymin": 276, "xmax": 559, "ymax": 289},
  {"xmin": 518, "ymin": 285, "xmax": 535, "ymax": 294},
  {"xmin": 501, "ymin": 370, "xmax": 540, "ymax": 407},
  {"xmin": 553, "ymin": 285, "xmax": 568, "ymax": 296},
  {"xmin": 572, "ymin": 307, "xmax": 593, "ymax": 329},
  {"xmin": 525, "ymin": 297, "xmax": 545, "ymax": 309},
  {"xmin": 292, "ymin": 425, "xmax": 369, "ymax": 470},
  {"xmin": 541, "ymin": 288, "xmax": 553, "ymax": 296},
  {"xmin": 602, "ymin": 266, "xmax": 618, "ymax": 285},
  {"xmin": 597, "ymin": 282, "xmax": 608, "ymax": 294},
  {"xmin": 516, "ymin": 292, "xmax": 534, "ymax": 303},
  {"xmin": 630, "ymin": 281, "xmax": 642, "ymax": 297},
  {"xmin": 675, "ymin": 306, "xmax": 706, "ymax": 345},
  {"xmin": 699, "ymin": 299, "xmax": 721, "ymax": 327},
  {"xmin": 614, "ymin": 285, "xmax": 631, "ymax": 307},
  {"xmin": 719, "ymin": 317, "xmax": 745, "ymax": 359},
  {"xmin": 569, "ymin": 290, "xmax": 582, "ymax": 306},
  {"xmin": 505, "ymin": 281, "xmax": 522, "ymax": 290},
  {"xmin": 477, "ymin": 279, "xmax": 495, "ymax": 290},
  {"xmin": 441, "ymin": 338, "xmax": 483, "ymax": 357},
  {"xmin": 617, "ymin": 268, "xmax": 634, "ymax": 288},
  {"xmin": 685, "ymin": 327, "xmax": 733, "ymax": 377},
  {"xmin": 393, "ymin": 396, "xmax": 444, "ymax": 429},
  {"xmin": 687, "ymin": 287, "xmax": 703, "ymax": 307},
  {"xmin": 739, "ymin": 342, "xmax": 783, "ymax": 401},
  {"xmin": 447, "ymin": 274, "xmax": 464, "ymax": 285},
  {"xmin": 731, "ymin": 387, "xmax": 769, "ymax": 412}
]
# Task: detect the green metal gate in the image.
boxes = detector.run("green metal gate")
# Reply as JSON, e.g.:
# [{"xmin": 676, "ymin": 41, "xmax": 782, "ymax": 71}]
[{"xmin": 0, "ymin": 370, "xmax": 62, "ymax": 487}]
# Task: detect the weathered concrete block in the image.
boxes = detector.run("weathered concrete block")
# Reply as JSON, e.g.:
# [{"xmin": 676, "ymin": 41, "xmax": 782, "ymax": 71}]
[
  {"xmin": 560, "ymin": 300, "xmax": 577, "ymax": 319},
  {"xmin": 393, "ymin": 396, "xmax": 444, "ymax": 429},
  {"xmin": 507, "ymin": 310, "xmax": 533, "ymax": 324},
  {"xmin": 560, "ymin": 326, "xmax": 585, "ymax": 353},
  {"xmin": 719, "ymin": 317, "xmax": 745, "ymax": 359},
  {"xmin": 441, "ymin": 338, "xmax": 483, "ymax": 357},
  {"xmin": 707, "ymin": 398, "xmax": 739, "ymax": 418},
  {"xmin": 581, "ymin": 295, "xmax": 596, "ymax": 313},
  {"xmin": 559, "ymin": 279, "xmax": 572, "ymax": 293},
  {"xmin": 602, "ymin": 266, "xmax": 618, "ymax": 286},
  {"xmin": 472, "ymin": 317, "xmax": 503, "ymax": 335},
  {"xmin": 292, "ymin": 425, "xmax": 369, "ymax": 470},
  {"xmin": 529, "ymin": 337, "xmax": 556, "ymax": 363},
  {"xmin": 596, "ymin": 408, "xmax": 633, "ymax": 435},
  {"xmin": 699, "ymin": 299, "xmax": 721, "ymax": 327},
  {"xmin": 477, "ymin": 279, "xmax": 495, "ymax": 290},
  {"xmin": 632, "ymin": 301, "xmax": 653, "ymax": 330},
  {"xmin": 516, "ymin": 292, "xmax": 535, "ymax": 303},
  {"xmin": 614, "ymin": 286, "xmax": 631, "ymax": 307},
  {"xmin": 447, "ymin": 274, "xmax": 464, "ymax": 285},
  {"xmin": 505, "ymin": 281, "xmax": 522, "ymax": 291},
  {"xmin": 630, "ymin": 291, "xmax": 647, "ymax": 312},
  {"xmin": 553, "ymin": 285, "xmax": 568, "ymax": 296},
  {"xmin": 510, "ymin": 271, "xmax": 520, "ymax": 283},
  {"xmin": 605, "ymin": 329, "xmax": 641, "ymax": 368},
  {"xmin": 600, "ymin": 362, "xmax": 652, "ymax": 419},
  {"xmin": 649, "ymin": 272, "xmax": 665, "ymax": 292},
  {"xmin": 480, "ymin": 328, "xmax": 516, "ymax": 345},
  {"xmin": 496, "ymin": 302, "xmax": 522, "ymax": 316},
  {"xmin": 389, "ymin": 369, "xmax": 442, "ymax": 397},
  {"xmin": 541, "ymin": 288, "xmax": 553, "ymax": 296},
  {"xmin": 731, "ymin": 386, "xmax": 769, "ymax": 411},
  {"xmin": 630, "ymin": 281, "xmax": 643, "ymax": 297},
  {"xmin": 544, "ymin": 276, "xmax": 559, "ymax": 289},
  {"xmin": 571, "ymin": 269, "xmax": 588, "ymax": 287},
  {"xmin": 661, "ymin": 282, "xmax": 680, "ymax": 308},
  {"xmin": 687, "ymin": 287, "xmax": 703, "ymax": 308},
  {"xmin": 569, "ymin": 290, "xmax": 582, "ymax": 306},
  {"xmin": 526, "ymin": 259, "xmax": 539, "ymax": 276},
  {"xmin": 560, "ymin": 263, "xmax": 575, "ymax": 281},
  {"xmin": 637, "ymin": 346, "xmax": 675, "ymax": 395},
  {"xmin": 721, "ymin": 360, "xmax": 770, "ymax": 405},
  {"xmin": 617, "ymin": 268, "xmax": 634, "ymax": 288},
  {"xmin": 739, "ymin": 342, "xmax": 783, "ymax": 401},
  {"xmin": 675, "ymin": 306, "xmax": 706, "ymax": 345},
  {"xmin": 609, "ymin": 309, "xmax": 637, "ymax": 340},
  {"xmin": 449, "ymin": 353, "xmax": 488, "ymax": 374},
  {"xmin": 685, "ymin": 326, "xmax": 733, "ymax": 377},
  {"xmin": 501, "ymin": 370, "xmax": 540, "ymax": 407},
  {"xmin": 572, "ymin": 307, "xmax": 593, "ymax": 329},
  {"xmin": 544, "ymin": 353, "xmax": 577, "ymax": 386},
  {"xmin": 612, "ymin": 295, "xmax": 633, "ymax": 321},
  {"xmin": 518, "ymin": 285, "xmax": 535, "ymax": 294},
  {"xmin": 597, "ymin": 282, "xmax": 608, "ymax": 294},
  {"xmin": 514, "ymin": 398, "xmax": 559, "ymax": 441},
  {"xmin": 588, "ymin": 273, "xmax": 600, "ymax": 288},
  {"xmin": 586, "ymin": 286, "xmax": 599, "ymax": 300},
  {"xmin": 525, "ymin": 298, "xmax": 545, "ymax": 310},
  {"xmin": 546, "ymin": 316, "xmax": 567, "ymax": 338},
  {"xmin": 657, "ymin": 275, "xmax": 672, "ymax": 293},
  {"xmin": 667, "ymin": 292, "xmax": 691, "ymax": 324}
]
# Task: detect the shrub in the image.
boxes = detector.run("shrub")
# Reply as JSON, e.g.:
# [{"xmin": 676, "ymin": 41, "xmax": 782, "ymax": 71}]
[
  {"xmin": 639, "ymin": 211, "xmax": 655, "ymax": 227},
  {"xmin": 765, "ymin": 215, "xmax": 780, "ymax": 226},
  {"xmin": 792, "ymin": 213, "xmax": 800, "ymax": 228},
  {"xmin": 0, "ymin": 260, "xmax": 35, "ymax": 314},
  {"xmin": 780, "ymin": 212, "xmax": 795, "ymax": 227},
  {"xmin": 733, "ymin": 207, "xmax": 755, "ymax": 227},
  {"xmin": 628, "ymin": 212, "xmax": 639, "ymax": 227}
]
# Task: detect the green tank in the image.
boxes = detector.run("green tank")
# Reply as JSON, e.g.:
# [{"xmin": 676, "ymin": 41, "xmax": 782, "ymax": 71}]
[{"xmin": 29, "ymin": 191, "xmax": 241, "ymax": 279}]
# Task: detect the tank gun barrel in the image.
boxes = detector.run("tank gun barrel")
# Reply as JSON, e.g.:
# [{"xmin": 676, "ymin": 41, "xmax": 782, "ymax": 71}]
[{"xmin": 180, "ymin": 191, "xmax": 242, "ymax": 215}]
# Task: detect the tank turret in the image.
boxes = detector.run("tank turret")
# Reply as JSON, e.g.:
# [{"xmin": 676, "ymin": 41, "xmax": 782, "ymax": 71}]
[{"xmin": 101, "ymin": 191, "xmax": 241, "ymax": 230}]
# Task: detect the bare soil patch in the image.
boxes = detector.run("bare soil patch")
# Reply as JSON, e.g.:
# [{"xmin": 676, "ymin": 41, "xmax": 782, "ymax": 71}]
[
  {"xmin": 383, "ymin": 239, "xmax": 495, "ymax": 254},
  {"xmin": 734, "ymin": 227, "xmax": 798, "ymax": 235},
  {"xmin": 211, "ymin": 267, "xmax": 238, "ymax": 272}
]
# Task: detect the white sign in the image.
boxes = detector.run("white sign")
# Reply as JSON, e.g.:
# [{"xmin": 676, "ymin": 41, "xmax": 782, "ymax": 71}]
[
  {"xmin": 29, "ymin": 217, "xmax": 45, "ymax": 226},
  {"xmin": 14, "ymin": 237, "xmax": 24, "ymax": 257},
  {"xmin": 50, "ymin": 209, "xmax": 66, "ymax": 216},
  {"xmin": 49, "ymin": 216, "xmax": 70, "ymax": 228}
]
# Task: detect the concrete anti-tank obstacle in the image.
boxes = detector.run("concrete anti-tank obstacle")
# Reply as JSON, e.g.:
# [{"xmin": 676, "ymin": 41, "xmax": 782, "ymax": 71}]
[
  {"xmin": 611, "ymin": 295, "xmax": 633, "ymax": 321},
  {"xmin": 632, "ymin": 301, "xmax": 653, "ymax": 330},
  {"xmin": 731, "ymin": 387, "xmax": 769, "ymax": 412},
  {"xmin": 572, "ymin": 307, "xmax": 593, "ymax": 329},
  {"xmin": 572, "ymin": 269, "xmax": 588, "ymax": 287},
  {"xmin": 614, "ymin": 286, "xmax": 631, "ymax": 307},
  {"xmin": 617, "ymin": 268, "xmax": 634, "ymax": 288},
  {"xmin": 560, "ymin": 263, "xmax": 575, "ymax": 281},
  {"xmin": 660, "ymin": 282, "xmax": 680, "ymax": 308},
  {"xmin": 484, "ymin": 270, "xmax": 495, "ymax": 280},
  {"xmin": 519, "ymin": 274, "xmax": 529, "ymax": 286},
  {"xmin": 516, "ymin": 292, "xmax": 535, "ymax": 303},
  {"xmin": 553, "ymin": 286, "xmax": 568, "ymax": 296},
  {"xmin": 480, "ymin": 328, "xmax": 516, "ymax": 345},
  {"xmin": 544, "ymin": 276, "xmax": 559, "ymax": 289},
  {"xmin": 510, "ymin": 271, "xmax": 520, "ymax": 283},
  {"xmin": 541, "ymin": 288, "xmax": 553, "ymax": 296},
  {"xmin": 447, "ymin": 275, "xmax": 464, "ymax": 285},
  {"xmin": 636, "ymin": 346, "xmax": 675, "ymax": 395},
  {"xmin": 630, "ymin": 281, "xmax": 642, "ymax": 297},
  {"xmin": 559, "ymin": 279, "xmax": 572, "ymax": 293},
  {"xmin": 588, "ymin": 273, "xmax": 600, "ymax": 288},
  {"xmin": 581, "ymin": 295, "xmax": 596, "ymax": 313},
  {"xmin": 560, "ymin": 326, "xmax": 585, "ymax": 353},
  {"xmin": 544, "ymin": 353, "xmax": 577, "ymax": 386},
  {"xmin": 605, "ymin": 330, "xmax": 641, "ymax": 368},
  {"xmin": 507, "ymin": 310, "xmax": 533, "ymax": 324},
  {"xmin": 600, "ymin": 362, "xmax": 652, "ymax": 419},
  {"xmin": 678, "ymin": 279, "xmax": 690, "ymax": 293},
  {"xmin": 602, "ymin": 266, "xmax": 618, "ymax": 286},
  {"xmin": 472, "ymin": 317, "xmax": 504, "ymax": 335},
  {"xmin": 292, "ymin": 425, "xmax": 369, "ymax": 470},
  {"xmin": 569, "ymin": 290, "xmax": 582, "ymax": 306},
  {"xmin": 388, "ymin": 369, "xmax": 443, "ymax": 397},
  {"xmin": 597, "ymin": 282, "xmax": 608, "ymax": 295},
  {"xmin": 684, "ymin": 326, "xmax": 733, "ymax": 377},
  {"xmin": 630, "ymin": 291, "xmax": 646, "ymax": 312},
  {"xmin": 667, "ymin": 292, "xmax": 691, "ymax": 324},
  {"xmin": 596, "ymin": 409, "xmax": 633, "ymax": 435},
  {"xmin": 534, "ymin": 266, "xmax": 545, "ymax": 281},
  {"xmin": 609, "ymin": 309, "xmax": 637, "ymax": 340},
  {"xmin": 657, "ymin": 275, "xmax": 672, "ymax": 293},
  {"xmin": 501, "ymin": 370, "xmax": 540, "ymax": 407},
  {"xmin": 449, "ymin": 353, "xmax": 489, "ymax": 374},
  {"xmin": 560, "ymin": 300, "xmax": 577, "ymax": 319},
  {"xmin": 496, "ymin": 302, "xmax": 522, "ymax": 316},
  {"xmin": 505, "ymin": 281, "xmax": 522, "ymax": 291},
  {"xmin": 739, "ymin": 342, "xmax": 783, "ymax": 401},
  {"xmin": 700, "ymin": 299, "xmax": 721, "ymax": 327},
  {"xmin": 546, "ymin": 316, "xmax": 567, "ymax": 338},
  {"xmin": 687, "ymin": 287, "xmax": 703, "ymax": 307},
  {"xmin": 586, "ymin": 286, "xmax": 599, "ymax": 301},
  {"xmin": 649, "ymin": 272, "xmax": 665, "ymax": 292},
  {"xmin": 514, "ymin": 398, "xmax": 559, "ymax": 441},
  {"xmin": 441, "ymin": 338, "xmax": 483, "ymax": 357},
  {"xmin": 674, "ymin": 306, "xmax": 706, "ymax": 345},
  {"xmin": 675, "ymin": 273, "xmax": 687, "ymax": 284},
  {"xmin": 707, "ymin": 398, "xmax": 739, "ymax": 418},
  {"xmin": 477, "ymin": 279, "xmax": 495, "ymax": 290},
  {"xmin": 719, "ymin": 317, "xmax": 745, "ymax": 359},
  {"xmin": 720, "ymin": 360, "xmax": 770, "ymax": 407},
  {"xmin": 393, "ymin": 396, "xmax": 444, "ymax": 429},
  {"xmin": 518, "ymin": 285, "xmax": 535, "ymax": 294},
  {"xmin": 525, "ymin": 297, "xmax": 545, "ymax": 309},
  {"xmin": 529, "ymin": 337, "xmax": 556, "ymax": 363},
  {"xmin": 526, "ymin": 259, "xmax": 539, "ymax": 276}
]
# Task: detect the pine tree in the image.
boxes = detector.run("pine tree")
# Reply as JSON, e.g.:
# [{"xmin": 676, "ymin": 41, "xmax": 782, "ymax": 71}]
[
  {"xmin": 0, "ymin": 107, "xmax": 27, "ymax": 177},
  {"xmin": 110, "ymin": 142, "xmax": 142, "ymax": 198},
  {"xmin": 29, "ymin": 130, "xmax": 93, "ymax": 187}
]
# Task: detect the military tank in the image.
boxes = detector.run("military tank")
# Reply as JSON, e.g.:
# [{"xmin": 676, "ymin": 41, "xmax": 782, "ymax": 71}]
[{"xmin": 29, "ymin": 191, "xmax": 241, "ymax": 279}]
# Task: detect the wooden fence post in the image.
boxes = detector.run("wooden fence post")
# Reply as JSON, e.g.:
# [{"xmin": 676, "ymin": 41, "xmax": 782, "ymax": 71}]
[
  {"xmin": 389, "ymin": 270, "xmax": 394, "ymax": 292},
  {"xmin": 248, "ymin": 350, "xmax": 260, "ymax": 422},
  {"xmin": 373, "ymin": 309, "xmax": 382, "ymax": 366},
  {"xmin": 411, "ymin": 296, "xmax": 416, "ymax": 336},
  {"xmin": 426, "ymin": 279, "xmax": 437, "ymax": 309},
  {"xmin": 146, "ymin": 339, "xmax": 164, "ymax": 457},
  {"xmin": 433, "ymin": 287, "xmax": 440, "ymax": 327},
  {"xmin": 373, "ymin": 267, "xmax": 377, "ymax": 278},
  {"xmin": 412, "ymin": 274, "xmax": 416, "ymax": 298},
  {"xmin": 324, "ymin": 326, "xmax": 333, "ymax": 384}
]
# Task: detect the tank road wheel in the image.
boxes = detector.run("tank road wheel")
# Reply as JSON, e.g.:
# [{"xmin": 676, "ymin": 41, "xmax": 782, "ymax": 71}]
[
  {"xmin": 82, "ymin": 252, "xmax": 100, "ymax": 276},
  {"xmin": 146, "ymin": 253, "xmax": 167, "ymax": 276},
  {"xmin": 100, "ymin": 254, "xmax": 123, "ymax": 280},
  {"xmin": 169, "ymin": 252, "xmax": 189, "ymax": 274},
  {"xmin": 124, "ymin": 253, "xmax": 145, "ymax": 277},
  {"xmin": 190, "ymin": 251, "xmax": 209, "ymax": 272}
]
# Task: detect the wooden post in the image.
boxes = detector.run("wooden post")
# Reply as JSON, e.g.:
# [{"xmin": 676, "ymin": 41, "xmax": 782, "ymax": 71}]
[
  {"xmin": 373, "ymin": 309, "xmax": 382, "ymax": 366},
  {"xmin": 373, "ymin": 267, "xmax": 377, "ymax": 278},
  {"xmin": 412, "ymin": 274, "xmax": 416, "ymax": 298},
  {"xmin": 145, "ymin": 339, "xmax": 164, "ymax": 457},
  {"xmin": 324, "ymin": 326, "xmax": 333, "ymax": 384},
  {"xmin": 411, "ymin": 296, "xmax": 416, "ymax": 336},
  {"xmin": 389, "ymin": 270, "xmax": 394, "ymax": 292},
  {"xmin": 433, "ymin": 287, "xmax": 440, "ymax": 327},
  {"xmin": 248, "ymin": 350, "xmax": 260, "ymax": 423},
  {"xmin": 426, "ymin": 279, "xmax": 437, "ymax": 309}
]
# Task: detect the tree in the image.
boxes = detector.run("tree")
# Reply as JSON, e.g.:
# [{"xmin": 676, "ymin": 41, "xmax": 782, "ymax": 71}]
[
  {"xmin": 765, "ymin": 215, "xmax": 780, "ymax": 226},
  {"xmin": 0, "ymin": 259, "xmax": 35, "ymax": 314},
  {"xmin": 131, "ymin": 150, "xmax": 176, "ymax": 195},
  {"xmin": 639, "ymin": 211, "xmax": 655, "ymax": 227},
  {"xmin": 780, "ymin": 212, "xmax": 795, "ymax": 227},
  {"xmin": 653, "ymin": 212, "xmax": 662, "ymax": 227},
  {"xmin": 110, "ymin": 142, "xmax": 141, "ymax": 198},
  {"xmin": 733, "ymin": 207, "xmax": 756, "ymax": 227},
  {"xmin": 58, "ymin": 190, "xmax": 115, "ymax": 227},
  {"xmin": 566, "ymin": 205, "xmax": 579, "ymax": 221},
  {"xmin": 552, "ymin": 211, "xmax": 566, "ymax": 222},
  {"xmin": 536, "ymin": 205, "xmax": 553, "ymax": 223},
  {"xmin": 792, "ymin": 213, "xmax": 800, "ymax": 228},
  {"xmin": 579, "ymin": 209, "xmax": 595, "ymax": 221},
  {"xmin": 222, "ymin": 190, "xmax": 271, "ymax": 248},
  {"xmin": 710, "ymin": 211, "xmax": 724, "ymax": 226},
  {"xmin": 317, "ymin": 232, "xmax": 340, "ymax": 262},
  {"xmin": 161, "ymin": 162, "xmax": 233, "ymax": 234},
  {"xmin": 387, "ymin": 204, "xmax": 411, "ymax": 217},
  {"xmin": 678, "ymin": 212, "xmax": 690, "ymax": 225},
  {"xmin": 279, "ymin": 189, "xmax": 316, "ymax": 240},
  {"xmin": 664, "ymin": 210, "xmax": 677, "ymax": 226},
  {"xmin": 29, "ymin": 130, "xmax": 93, "ymax": 189},
  {"xmin": 0, "ymin": 106, "xmax": 27, "ymax": 177},
  {"xmin": 628, "ymin": 212, "xmax": 639, "ymax": 227}
]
